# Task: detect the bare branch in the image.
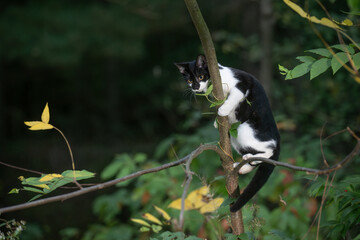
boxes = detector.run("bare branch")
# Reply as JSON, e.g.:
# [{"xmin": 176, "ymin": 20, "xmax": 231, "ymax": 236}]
[
  {"xmin": 178, "ymin": 148, "xmax": 196, "ymax": 230},
  {"xmin": 0, "ymin": 161, "xmax": 43, "ymax": 175},
  {"xmin": 239, "ymin": 142, "xmax": 360, "ymax": 175},
  {"xmin": 0, "ymin": 144, "xmax": 218, "ymax": 215}
]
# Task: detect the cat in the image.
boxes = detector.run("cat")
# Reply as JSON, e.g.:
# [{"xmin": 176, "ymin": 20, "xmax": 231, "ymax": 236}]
[{"xmin": 174, "ymin": 55, "xmax": 280, "ymax": 212}]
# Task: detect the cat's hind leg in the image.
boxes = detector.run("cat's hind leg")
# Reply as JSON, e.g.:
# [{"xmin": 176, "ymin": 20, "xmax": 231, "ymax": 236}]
[{"xmin": 235, "ymin": 147, "xmax": 275, "ymax": 174}]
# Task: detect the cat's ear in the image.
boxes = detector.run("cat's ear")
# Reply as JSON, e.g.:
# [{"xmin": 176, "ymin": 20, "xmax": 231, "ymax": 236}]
[
  {"xmin": 196, "ymin": 54, "xmax": 207, "ymax": 69},
  {"xmin": 174, "ymin": 62, "xmax": 188, "ymax": 74}
]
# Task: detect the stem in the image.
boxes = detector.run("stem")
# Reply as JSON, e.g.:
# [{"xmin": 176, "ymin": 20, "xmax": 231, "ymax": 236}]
[
  {"xmin": 53, "ymin": 126, "xmax": 82, "ymax": 189},
  {"xmin": 183, "ymin": 0, "xmax": 244, "ymax": 234}
]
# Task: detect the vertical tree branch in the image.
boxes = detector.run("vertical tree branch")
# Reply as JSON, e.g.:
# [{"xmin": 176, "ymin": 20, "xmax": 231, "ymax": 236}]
[{"xmin": 183, "ymin": 0, "xmax": 244, "ymax": 234}]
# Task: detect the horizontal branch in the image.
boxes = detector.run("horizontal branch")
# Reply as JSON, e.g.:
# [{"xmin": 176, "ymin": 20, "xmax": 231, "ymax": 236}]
[
  {"xmin": 1, "ymin": 130, "xmax": 359, "ymax": 214},
  {"xmin": 239, "ymin": 131, "xmax": 360, "ymax": 175},
  {"xmin": 0, "ymin": 144, "xmax": 222, "ymax": 215}
]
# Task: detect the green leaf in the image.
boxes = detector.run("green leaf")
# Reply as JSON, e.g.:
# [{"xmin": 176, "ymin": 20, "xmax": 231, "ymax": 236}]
[
  {"xmin": 185, "ymin": 236, "xmax": 203, "ymax": 240},
  {"xmin": 62, "ymin": 170, "xmax": 95, "ymax": 180},
  {"xmin": 101, "ymin": 159, "xmax": 123, "ymax": 180},
  {"xmin": 331, "ymin": 52, "xmax": 350, "ymax": 74},
  {"xmin": 28, "ymin": 194, "xmax": 43, "ymax": 202},
  {"xmin": 296, "ymin": 56, "xmax": 316, "ymax": 63},
  {"xmin": 306, "ymin": 48, "xmax": 332, "ymax": 57},
  {"xmin": 134, "ymin": 153, "xmax": 147, "ymax": 163},
  {"xmin": 23, "ymin": 186, "xmax": 44, "ymax": 194},
  {"xmin": 8, "ymin": 188, "xmax": 20, "ymax": 194},
  {"xmin": 278, "ymin": 64, "xmax": 289, "ymax": 76},
  {"xmin": 158, "ymin": 231, "xmax": 185, "ymax": 239},
  {"xmin": 353, "ymin": 52, "xmax": 360, "ymax": 70},
  {"xmin": 195, "ymin": 84, "xmax": 213, "ymax": 96},
  {"xmin": 332, "ymin": 44, "xmax": 355, "ymax": 55},
  {"xmin": 341, "ymin": 176, "xmax": 360, "ymax": 185},
  {"xmin": 229, "ymin": 122, "xmax": 241, "ymax": 138},
  {"xmin": 310, "ymin": 58, "xmax": 331, "ymax": 80},
  {"xmin": 151, "ymin": 225, "xmax": 162, "ymax": 233},
  {"xmin": 140, "ymin": 226, "xmax": 150, "ymax": 232},
  {"xmin": 286, "ymin": 62, "xmax": 313, "ymax": 80},
  {"xmin": 210, "ymin": 98, "xmax": 225, "ymax": 108}
]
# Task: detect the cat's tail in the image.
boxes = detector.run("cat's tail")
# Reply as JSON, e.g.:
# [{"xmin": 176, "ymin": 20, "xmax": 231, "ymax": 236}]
[{"xmin": 230, "ymin": 163, "xmax": 275, "ymax": 212}]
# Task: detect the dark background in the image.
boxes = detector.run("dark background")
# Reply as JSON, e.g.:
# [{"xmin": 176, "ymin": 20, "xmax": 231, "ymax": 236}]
[{"xmin": 1, "ymin": 0, "xmax": 359, "ymax": 239}]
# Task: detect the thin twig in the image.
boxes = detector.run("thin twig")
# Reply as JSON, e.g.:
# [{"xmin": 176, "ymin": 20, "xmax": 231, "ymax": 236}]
[
  {"xmin": 0, "ymin": 161, "xmax": 43, "ymax": 175},
  {"xmin": 53, "ymin": 127, "xmax": 82, "ymax": 189},
  {"xmin": 316, "ymin": 174, "xmax": 330, "ymax": 240},
  {"xmin": 320, "ymin": 122, "xmax": 329, "ymax": 167},
  {"xmin": 179, "ymin": 147, "xmax": 197, "ymax": 230}
]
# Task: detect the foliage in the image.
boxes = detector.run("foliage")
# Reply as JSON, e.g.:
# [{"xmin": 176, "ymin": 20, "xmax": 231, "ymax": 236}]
[
  {"xmin": 131, "ymin": 205, "xmax": 171, "ymax": 233},
  {"xmin": 1, "ymin": 0, "xmax": 360, "ymax": 239},
  {"xmin": 168, "ymin": 186, "xmax": 224, "ymax": 214},
  {"xmin": 0, "ymin": 219, "xmax": 26, "ymax": 240},
  {"xmin": 8, "ymin": 103, "xmax": 95, "ymax": 201},
  {"xmin": 10, "ymin": 170, "xmax": 94, "ymax": 201},
  {"xmin": 309, "ymin": 176, "xmax": 360, "ymax": 239},
  {"xmin": 279, "ymin": 44, "xmax": 360, "ymax": 80}
]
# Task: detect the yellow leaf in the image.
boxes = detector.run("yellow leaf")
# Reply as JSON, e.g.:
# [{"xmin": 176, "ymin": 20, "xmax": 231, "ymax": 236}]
[
  {"xmin": 27, "ymin": 122, "xmax": 54, "ymax": 130},
  {"xmin": 24, "ymin": 121, "xmax": 42, "ymax": 127},
  {"xmin": 40, "ymin": 174, "xmax": 63, "ymax": 182},
  {"xmin": 199, "ymin": 198, "xmax": 224, "ymax": 214},
  {"xmin": 41, "ymin": 103, "xmax": 50, "ymax": 124},
  {"xmin": 131, "ymin": 218, "xmax": 151, "ymax": 227},
  {"xmin": 283, "ymin": 0, "xmax": 342, "ymax": 30},
  {"xmin": 153, "ymin": 205, "xmax": 171, "ymax": 221},
  {"xmin": 186, "ymin": 186, "xmax": 210, "ymax": 209},
  {"xmin": 142, "ymin": 213, "xmax": 162, "ymax": 225},
  {"xmin": 168, "ymin": 198, "xmax": 193, "ymax": 210},
  {"xmin": 35, "ymin": 184, "xmax": 50, "ymax": 190},
  {"xmin": 18, "ymin": 176, "xmax": 24, "ymax": 181},
  {"xmin": 341, "ymin": 19, "xmax": 353, "ymax": 26}
]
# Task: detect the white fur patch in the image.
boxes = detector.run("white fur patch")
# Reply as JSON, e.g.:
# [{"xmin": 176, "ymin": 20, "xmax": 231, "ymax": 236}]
[
  {"xmin": 194, "ymin": 81, "xmax": 209, "ymax": 93},
  {"xmin": 219, "ymin": 65, "xmax": 238, "ymax": 95},
  {"xmin": 238, "ymin": 164, "xmax": 256, "ymax": 174},
  {"xmin": 233, "ymin": 122, "xmax": 276, "ymax": 159},
  {"xmin": 218, "ymin": 88, "xmax": 244, "ymax": 119}
]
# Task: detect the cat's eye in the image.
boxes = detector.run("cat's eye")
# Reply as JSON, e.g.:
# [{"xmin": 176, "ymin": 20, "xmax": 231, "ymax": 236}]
[{"xmin": 198, "ymin": 75, "xmax": 204, "ymax": 81}]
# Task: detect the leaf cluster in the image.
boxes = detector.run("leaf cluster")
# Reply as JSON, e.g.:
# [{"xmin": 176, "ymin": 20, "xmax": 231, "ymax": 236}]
[
  {"xmin": 10, "ymin": 170, "xmax": 94, "ymax": 202},
  {"xmin": 279, "ymin": 44, "xmax": 360, "ymax": 80},
  {"xmin": 310, "ymin": 176, "xmax": 360, "ymax": 239}
]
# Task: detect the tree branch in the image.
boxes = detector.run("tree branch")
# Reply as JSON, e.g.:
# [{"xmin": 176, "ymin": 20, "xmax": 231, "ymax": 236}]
[
  {"xmin": 0, "ymin": 144, "xmax": 218, "ymax": 215},
  {"xmin": 178, "ymin": 148, "xmax": 196, "ymax": 230},
  {"xmin": 183, "ymin": 0, "xmax": 244, "ymax": 234},
  {"xmin": 1, "ymin": 131, "xmax": 359, "ymax": 215},
  {"xmin": 239, "ymin": 128, "xmax": 360, "ymax": 175}
]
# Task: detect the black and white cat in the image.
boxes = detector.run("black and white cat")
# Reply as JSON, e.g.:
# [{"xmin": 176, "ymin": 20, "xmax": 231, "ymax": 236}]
[{"xmin": 175, "ymin": 55, "xmax": 280, "ymax": 212}]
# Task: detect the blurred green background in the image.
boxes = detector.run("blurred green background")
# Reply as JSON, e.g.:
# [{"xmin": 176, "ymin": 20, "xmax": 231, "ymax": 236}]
[{"xmin": 1, "ymin": 0, "xmax": 360, "ymax": 239}]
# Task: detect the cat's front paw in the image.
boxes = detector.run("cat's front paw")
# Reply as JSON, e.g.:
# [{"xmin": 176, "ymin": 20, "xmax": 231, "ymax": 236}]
[
  {"xmin": 242, "ymin": 153, "xmax": 253, "ymax": 161},
  {"xmin": 218, "ymin": 105, "xmax": 232, "ymax": 117}
]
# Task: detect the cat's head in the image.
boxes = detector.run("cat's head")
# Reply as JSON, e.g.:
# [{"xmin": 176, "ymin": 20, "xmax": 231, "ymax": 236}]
[{"xmin": 174, "ymin": 55, "xmax": 210, "ymax": 93}]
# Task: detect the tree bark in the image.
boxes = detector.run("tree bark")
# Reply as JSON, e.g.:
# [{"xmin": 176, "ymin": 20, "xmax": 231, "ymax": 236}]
[{"xmin": 184, "ymin": 0, "xmax": 244, "ymax": 234}]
